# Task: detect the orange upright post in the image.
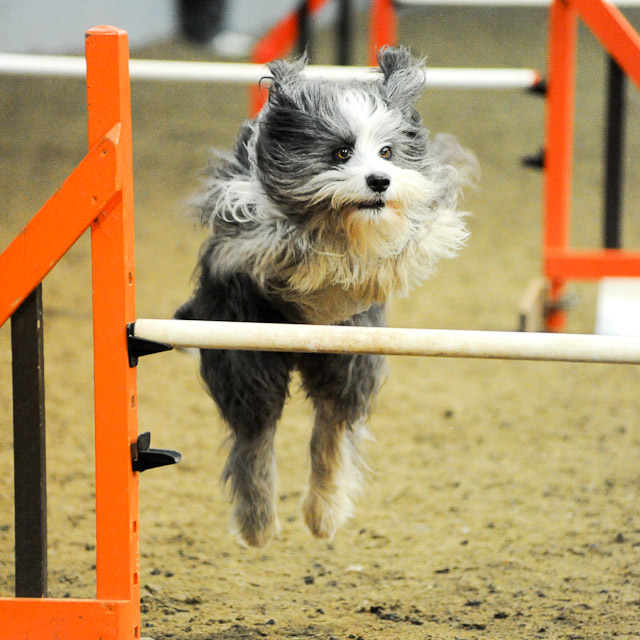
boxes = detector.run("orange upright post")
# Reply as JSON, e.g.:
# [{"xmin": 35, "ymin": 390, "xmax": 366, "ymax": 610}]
[
  {"xmin": 542, "ymin": 0, "xmax": 578, "ymax": 330},
  {"xmin": 0, "ymin": 26, "xmax": 140, "ymax": 640},
  {"xmin": 85, "ymin": 26, "xmax": 140, "ymax": 625},
  {"xmin": 369, "ymin": 0, "xmax": 397, "ymax": 65}
]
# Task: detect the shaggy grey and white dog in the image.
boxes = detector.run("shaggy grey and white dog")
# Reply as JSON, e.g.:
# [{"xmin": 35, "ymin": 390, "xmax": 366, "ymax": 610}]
[{"xmin": 176, "ymin": 46, "xmax": 475, "ymax": 547}]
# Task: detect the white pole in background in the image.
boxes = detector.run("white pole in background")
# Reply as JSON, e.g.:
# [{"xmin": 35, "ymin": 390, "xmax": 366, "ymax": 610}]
[{"xmin": 0, "ymin": 53, "xmax": 541, "ymax": 90}]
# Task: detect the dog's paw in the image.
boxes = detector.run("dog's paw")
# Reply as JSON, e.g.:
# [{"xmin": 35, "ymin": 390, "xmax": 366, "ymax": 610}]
[
  {"xmin": 302, "ymin": 488, "xmax": 352, "ymax": 540},
  {"xmin": 230, "ymin": 505, "xmax": 281, "ymax": 548}
]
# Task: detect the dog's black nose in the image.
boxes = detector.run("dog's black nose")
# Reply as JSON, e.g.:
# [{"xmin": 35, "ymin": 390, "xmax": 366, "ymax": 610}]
[{"xmin": 366, "ymin": 173, "xmax": 391, "ymax": 193}]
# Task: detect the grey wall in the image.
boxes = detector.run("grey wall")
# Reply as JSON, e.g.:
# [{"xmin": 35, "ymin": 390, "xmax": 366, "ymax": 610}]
[
  {"xmin": 223, "ymin": 0, "xmax": 298, "ymax": 36},
  {"xmin": 223, "ymin": 0, "xmax": 367, "ymax": 37},
  {"xmin": 0, "ymin": 1, "xmax": 367, "ymax": 54},
  {"xmin": 0, "ymin": 0, "xmax": 175, "ymax": 53}
]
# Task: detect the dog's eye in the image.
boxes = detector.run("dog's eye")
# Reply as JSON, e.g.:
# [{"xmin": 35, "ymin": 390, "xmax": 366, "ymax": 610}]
[
  {"xmin": 335, "ymin": 147, "xmax": 352, "ymax": 162},
  {"xmin": 379, "ymin": 146, "xmax": 392, "ymax": 160}
]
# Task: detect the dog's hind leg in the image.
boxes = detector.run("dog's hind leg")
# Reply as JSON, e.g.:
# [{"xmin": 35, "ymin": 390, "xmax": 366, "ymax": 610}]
[
  {"xmin": 200, "ymin": 346, "xmax": 294, "ymax": 547},
  {"xmin": 298, "ymin": 312, "xmax": 386, "ymax": 539}
]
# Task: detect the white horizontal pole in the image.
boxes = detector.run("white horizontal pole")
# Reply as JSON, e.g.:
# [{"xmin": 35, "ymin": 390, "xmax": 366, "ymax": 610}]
[
  {"xmin": 426, "ymin": 67, "xmax": 540, "ymax": 89},
  {"xmin": 0, "ymin": 53, "xmax": 541, "ymax": 89},
  {"xmin": 133, "ymin": 319, "xmax": 640, "ymax": 365}
]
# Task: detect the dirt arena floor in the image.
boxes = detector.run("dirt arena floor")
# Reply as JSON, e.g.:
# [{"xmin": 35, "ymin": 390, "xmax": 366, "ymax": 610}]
[{"xmin": 1, "ymin": 6, "xmax": 640, "ymax": 639}]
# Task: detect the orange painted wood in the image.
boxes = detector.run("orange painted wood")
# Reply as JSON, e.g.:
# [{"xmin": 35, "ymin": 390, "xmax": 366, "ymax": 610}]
[
  {"xmin": 252, "ymin": 12, "xmax": 299, "ymax": 64},
  {"xmin": 0, "ymin": 25, "xmax": 140, "ymax": 640},
  {"xmin": 543, "ymin": 0, "xmax": 577, "ymax": 254},
  {"xmin": 369, "ymin": 0, "xmax": 397, "ymax": 65},
  {"xmin": 249, "ymin": 85, "xmax": 266, "ymax": 119},
  {"xmin": 85, "ymin": 26, "xmax": 140, "ymax": 634},
  {"xmin": 0, "ymin": 598, "xmax": 134, "ymax": 640},
  {"xmin": 0, "ymin": 129, "xmax": 121, "ymax": 328},
  {"xmin": 571, "ymin": 0, "xmax": 640, "ymax": 89},
  {"xmin": 546, "ymin": 249, "xmax": 640, "ymax": 279},
  {"xmin": 543, "ymin": 0, "xmax": 579, "ymax": 330},
  {"xmin": 251, "ymin": 0, "xmax": 330, "ymax": 64},
  {"xmin": 541, "ymin": 0, "xmax": 640, "ymax": 329}
]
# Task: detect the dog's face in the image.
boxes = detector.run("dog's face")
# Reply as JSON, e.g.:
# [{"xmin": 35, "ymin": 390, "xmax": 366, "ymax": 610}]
[{"xmin": 254, "ymin": 48, "xmax": 442, "ymax": 257}]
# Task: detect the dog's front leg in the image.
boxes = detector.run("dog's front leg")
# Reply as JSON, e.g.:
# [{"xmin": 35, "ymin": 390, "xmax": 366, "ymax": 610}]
[
  {"xmin": 299, "ymin": 346, "xmax": 385, "ymax": 540},
  {"xmin": 302, "ymin": 400, "xmax": 368, "ymax": 540},
  {"xmin": 200, "ymin": 346, "xmax": 294, "ymax": 547},
  {"xmin": 224, "ymin": 426, "xmax": 280, "ymax": 547}
]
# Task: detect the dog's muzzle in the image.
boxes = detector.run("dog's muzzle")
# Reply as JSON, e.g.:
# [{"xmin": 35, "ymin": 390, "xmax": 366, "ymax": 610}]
[
  {"xmin": 357, "ymin": 199, "xmax": 386, "ymax": 211},
  {"xmin": 357, "ymin": 173, "xmax": 390, "ymax": 210},
  {"xmin": 366, "ymin": 173, "xmax": 391, "ymax": 193}
]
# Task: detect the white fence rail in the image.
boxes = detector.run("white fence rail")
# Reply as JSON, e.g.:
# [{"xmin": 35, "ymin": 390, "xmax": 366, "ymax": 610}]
[{"xmin": 0, "ymin": 54, "xmax": 541, "ymax": 89}]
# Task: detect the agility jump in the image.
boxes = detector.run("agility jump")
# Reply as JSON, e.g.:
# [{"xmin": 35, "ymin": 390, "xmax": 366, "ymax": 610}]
[
  {"xmin": 2, "ymin": 0, "xmax": 640, "ymax": 634},
  {"xmin": 369, "ymin": 0, "xmax": 640, "ymax": 330},
  {"xmin": 0, "ymin": 26, "xmax": 141, "ymax": 640}
]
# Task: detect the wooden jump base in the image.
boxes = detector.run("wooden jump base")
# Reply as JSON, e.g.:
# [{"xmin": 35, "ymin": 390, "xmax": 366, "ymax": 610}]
[{"xmin": 133, "ymin": 319, "xmax": 640, "ymax": 365}]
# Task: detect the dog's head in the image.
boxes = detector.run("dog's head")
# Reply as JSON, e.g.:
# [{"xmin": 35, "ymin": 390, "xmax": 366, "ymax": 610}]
[{"xmin": 253, "ymin": 47, "xmax": 472, "ymax": 258}]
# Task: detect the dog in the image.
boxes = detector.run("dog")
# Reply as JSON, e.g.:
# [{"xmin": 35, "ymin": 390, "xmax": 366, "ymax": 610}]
[{"xmin": 176, "ymin": 46, "xmax": 476, "ymax": 547}]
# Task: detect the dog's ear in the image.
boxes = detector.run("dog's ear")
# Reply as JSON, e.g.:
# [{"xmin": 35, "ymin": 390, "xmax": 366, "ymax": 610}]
[
  {"xmin": 377, "ymin": 46, "xmax": 426, "ymax": 109},
  {"xmin": 266, "ymin": 55, "xmax": 307, "ymax": 96}
]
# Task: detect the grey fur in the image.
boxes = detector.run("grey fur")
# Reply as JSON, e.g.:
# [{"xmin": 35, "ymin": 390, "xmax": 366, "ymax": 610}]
[{"xmin": 177, "ymin": 46, "xmax": 475, "ymax": 546}]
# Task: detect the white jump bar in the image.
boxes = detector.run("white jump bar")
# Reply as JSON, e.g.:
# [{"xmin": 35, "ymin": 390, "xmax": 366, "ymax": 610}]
[
  {"xmin": 0, "ymin": 53, "xmax": 541, "ymax": 89},
  {"xmin": 133, "ymin": 319, "xmax": 640, "ymax": 365}
]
